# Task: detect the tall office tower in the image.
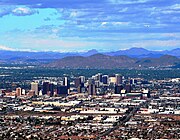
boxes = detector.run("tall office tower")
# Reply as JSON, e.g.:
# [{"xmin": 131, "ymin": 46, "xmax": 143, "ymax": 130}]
[
  {"xmin": 115, "ymin": 85, "xmax": 123, "ymax": 94},
  {"xmin": 88, "ymin": 84, "xmax": 96, "ymax": 96},
  {"xmin": 97, "ymin": 73, "xmax": 103, "ymax": 82},
  {"xmin": 42, "ymin": 82, "xmax": 49, "ymax": 95},
  {"xmin": 95, "ymin": 81, "xmax": 101, "ymax": 88},
  {"xmin": 102, "ymin": 75, "xmax": 108, "ymax": 84},
  {"xmin": 49, "ymin": 83, "xmax": 54, "ymax": 97},
  {"xmin": 125, "ymin": 84, "xmax": 131, "ymax": 93},
  {"xmin": 95, "ymin": 73, "xmax": 103, "ymax": 82},
  {"xmin": 130, "ymin": 79, "xmax": 137, "ymax": 85},
  {"xmin": 79, "ymin": 76, "xmax": 85, "ymax": 83},
  {"xmin": 22, "ymin": 89, "xmax": 26, "ymax": 95},
  {"xmin": 88, "ymin": 78, "xmax": 95, "ymax": 85},
  {"xmin": 74, "ymin": 77, "xmax": 81, "ymax": 88},
  {"xmin": 63, "ymin": 77, "xmax": 70, "ymax": 89},
  {"xmin": 16, "ymin": 87, "xmax": 22, "ymax": 96},
  {"xmin": 31, "ymin": 82, "xmax": 38, "ymax": 95},
  {"xmin": 57, "ymin": 85, "xmax": 68, "ymax": 96},
  {"xmin": 88, "ymin": 78, "xmax": 96, "ymax": 95},
  {"xmin": 109, "ymin": 76, "xmax": 116, "ymax": 84},
  {"xmin": 77, "ymin": 83, "xmax": 85, "ymax": 93},
  {"xmin": 94, "ymin": 74, "xmax": 98, "ymax": 81},
  {"xmin": 92, "ymin": 76, "xmax": 96, "ymax": 80},
  {"xmin": 115, "ymin": 74, "xmax": 123, "ymax": 85}
]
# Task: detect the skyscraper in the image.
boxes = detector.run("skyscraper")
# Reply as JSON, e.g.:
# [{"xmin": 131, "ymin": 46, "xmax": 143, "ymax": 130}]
[
  {"xmin": 88, "ymin": 84, "xmax": 96, "ymax": 96},
  {"xmin": 74, "ymin": 77, "xmax": 81, "ymax": 88},
  {"xmin": 79, "ymin": 76, "xmax": 85, "ymax": 83},
  {"xmin": 42, "ymin": 82, "xmax": 49, "ymax": 95},
  {"xmin": 97, "ymin": 73, "xmax": 103, "ymax": 82},
  {"xmin": 115, "ymin": 85, "xmax": 123, "ymax": 94},
  {"xmin": 16, "ymin": 87, "xmax": 22, "ymax": 96},
  {"xmin": 95, "ymin": 73, "xmax": 103, "ymax": 82},
  {"xmin": 88, "ymin": 78, "xmax": 96, "ymax": 95},
  {"xmin": 125, "ymin": 84, "xmax": 131, "ymax": 93},
  {"xmin": 49, "ymin": 83, "xmax": 54, "ymax": 97},
  {"xmin": 102, "ymin": 75, "xmax": 108, "ymax": 84},
  {"xmin": 77, "ymin": 83, "xmax": 85, "ymax": 93},
  {"xmin": 31, "ymin": 82, "xmax": 38, "ymax": 95},
  {"xmin": 63, "ymin": 77, "xmax": 70, "ymax": 89},
  {"xmin": 115, "ymin": 74, "xmax": 123, "ymax": 85},
  {"xmin": 57, "ymin": 85, "xmax": 68, "ymax": 96},
  {"xmin": 130, "ymin": 79, "xmax": 137, "ymax": 85},
  {"xmin": 109, "ymin": 76, "xmax": 116, "ymax": 84}
]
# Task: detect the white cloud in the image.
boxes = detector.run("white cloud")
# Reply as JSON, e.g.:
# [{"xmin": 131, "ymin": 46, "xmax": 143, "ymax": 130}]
[
  {"xmin": 101, "ymin": 22, "xmax": 107, "ymax": 26},
  {"xmin": 109, "ymin": 0, "xmax": 151, "ymax": 4},
  {"xmin": 0, "ymin": 45, "xmax": 15, "ymax": 51},
  {"xmin": 119, "ymin": 8, "xmax": 128, "ymax": 12},
  {"xmin": 101, "ymin": 21, "xmax": 129, "ymax": 27},
  {"xmin": 70, "ymin": 11, "xmax": 78, "ymax": 18},
  {"xmin": 12, "ymin": 7, "xmax": 38, "ymax": 16},
  {"xmin": 112, "ymin": 22, "xmax": 129, "ymax": 25},
  {"xmin": 170, "ymin": 4, "xmax": 180, "ymax": 10}
]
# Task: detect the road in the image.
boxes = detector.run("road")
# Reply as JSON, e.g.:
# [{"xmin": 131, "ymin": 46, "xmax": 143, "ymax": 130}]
[{"xmin": 95, "ymin": 100, "xmax": 149, "ymax": 140}]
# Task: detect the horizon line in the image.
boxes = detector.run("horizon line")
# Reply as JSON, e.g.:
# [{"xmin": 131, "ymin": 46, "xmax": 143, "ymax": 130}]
[{"xmin": 0, "ymin": 47, "xmax": 179, "ymax": 53}]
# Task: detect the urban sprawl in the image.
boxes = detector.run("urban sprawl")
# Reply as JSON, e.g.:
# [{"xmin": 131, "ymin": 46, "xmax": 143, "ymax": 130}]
[{"xmin": 0, "ymin": 73, "xmax": 180, "ymax": 140}]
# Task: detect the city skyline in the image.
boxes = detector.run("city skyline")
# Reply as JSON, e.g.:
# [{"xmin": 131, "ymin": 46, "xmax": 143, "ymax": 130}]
[{"xmin": 0, "ymin": 0, "xmax": 180, "ymax": 52}]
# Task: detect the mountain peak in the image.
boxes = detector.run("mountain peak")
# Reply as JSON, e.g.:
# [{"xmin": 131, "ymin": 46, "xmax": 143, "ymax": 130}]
[
  {"xmin": 160, "ymin": 54, "xmax": 177, "ymax": 59},
  {"xmin": 87, "ymin": 49, "xmax": 98, "ymax": 53},
  {"xmin": 82, "ymin": 49, "xmax": 99, "ymax": 56},
  {"xmin": 47, "ymin": 54, "xmax": 180, "ymax": 69},
  {"xmin": 128, "ymin": 47, "xmax": 148, "ymax": 51},
  {"xmin": 128, "ymin": 47, "xmax": 149, "ymax": 53}
]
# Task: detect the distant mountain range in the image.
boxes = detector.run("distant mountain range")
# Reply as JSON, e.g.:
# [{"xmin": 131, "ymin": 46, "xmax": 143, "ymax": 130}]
[
  {"xmin": 0, "ymin": 47, "xmax": 179, "ymax": 65},
  {"xmin": 47, "ymin": 54, "xmax": 180, "ymax": 69},
  {"xmin": 104, "ymin": 48, "xmax": 180, "ymax": 58}
]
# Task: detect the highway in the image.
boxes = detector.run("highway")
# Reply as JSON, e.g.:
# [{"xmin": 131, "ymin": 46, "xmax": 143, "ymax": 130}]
[{"xmin": 95, "ymin": 100, "xmax": 148, "ymax": 140}]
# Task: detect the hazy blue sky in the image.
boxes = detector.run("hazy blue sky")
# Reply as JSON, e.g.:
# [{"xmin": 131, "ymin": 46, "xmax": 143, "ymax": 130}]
[{"xmin": 0, "ymin": 0, "xmax": 180, "ymax": 52}]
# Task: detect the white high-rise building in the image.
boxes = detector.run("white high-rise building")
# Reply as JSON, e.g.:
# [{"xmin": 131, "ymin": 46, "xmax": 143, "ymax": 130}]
[
  {"xmin": 64, "ymin": 77, "xmax": 68, "ymax": 86},
  {"xmin": 31, "ymin": 82, "xmax": 38, "ymax": 95},
  {"xmin": 79, "ymin": 76, "xmax": 85, "ymax": 83}
]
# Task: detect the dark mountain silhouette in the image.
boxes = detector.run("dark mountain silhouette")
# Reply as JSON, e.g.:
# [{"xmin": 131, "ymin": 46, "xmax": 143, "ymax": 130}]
[
  {"xmin": 81, "ymin": 49, "xmax": 99, "ymax": 56},
  {"xmin": 106, "ymin": 47, "xmax": 151, "ymax": 56},
  {"xmin": 105, "ymin": 47, "xmax": 179, "ymax": 58},
  {"xmin": 0, "ymin": 47, "xmax": 179, "ymax": 64},
  {"xmin": 135, "ymin": 55, "xmax": 180, "ymax": 67},
  {"xmin": 47, "ymin": 54, "xmax": 180, "ymax": 69}
]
